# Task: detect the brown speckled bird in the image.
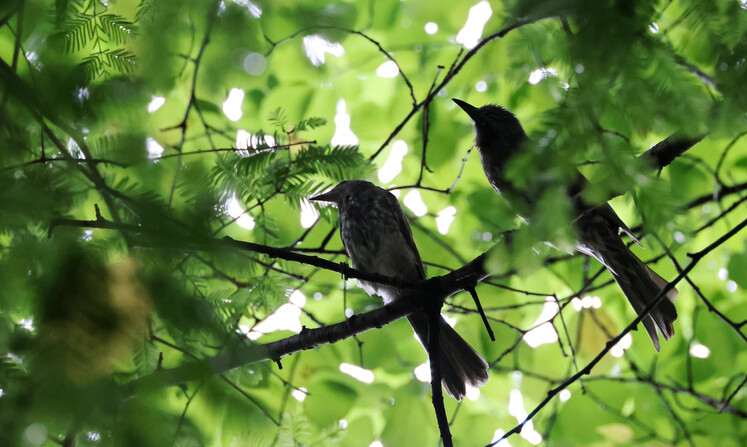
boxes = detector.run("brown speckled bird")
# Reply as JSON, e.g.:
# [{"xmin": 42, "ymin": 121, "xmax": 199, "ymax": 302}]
[
  {"xmin": 310, "ymin": 180, "xmax": 489, "ymax": 400},
  {"xmin": 453, "ymin": 98, "xmax": 677, "ymax": 351}
]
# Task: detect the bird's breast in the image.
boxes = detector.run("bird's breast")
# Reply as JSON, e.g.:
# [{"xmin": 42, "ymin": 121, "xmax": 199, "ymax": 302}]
[{"xmin": 338, "ymin": 202, "xmax": 422, "ymax": 303}]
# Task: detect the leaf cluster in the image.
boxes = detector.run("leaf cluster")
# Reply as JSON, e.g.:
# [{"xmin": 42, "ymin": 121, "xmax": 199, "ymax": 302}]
[{"xmin": 0, "ymin": 0, "xmax": 744, "ymax": 446}]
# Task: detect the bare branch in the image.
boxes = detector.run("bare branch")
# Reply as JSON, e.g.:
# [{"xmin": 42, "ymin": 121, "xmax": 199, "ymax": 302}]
[
  {"xmin": 126, "ymin": 251, "xmax": 491, "ymax": 392},
  {"xmin": 640, "ymin": 133, "xmax": 707, "ymax": 170}
]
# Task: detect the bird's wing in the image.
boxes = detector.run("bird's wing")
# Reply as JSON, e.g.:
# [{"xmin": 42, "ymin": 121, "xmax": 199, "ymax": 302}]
[
  {"xmin": 383, "ymin": 191, "xmax": 427, "ymax": 280},
  {"xmin": 569, "ymin": 171, "xmax": 642, "ymax": 246},
  {"xmin": 595, "ymin": 203, "xmax": 642, "ymax": 246},
  {"xmin": 338, "ymin": 227, "xmax": 353, "ymax": 258}
]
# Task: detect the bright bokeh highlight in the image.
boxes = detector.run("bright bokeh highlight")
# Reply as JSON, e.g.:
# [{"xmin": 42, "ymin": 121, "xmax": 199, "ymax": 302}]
[
  {"xmin": 146, "ymin": 138, "xmax": 164, "ymax": 159},
  {"xmin": 225, "ymin": 195, "xmax": 256, "ymax": 230},
  {"xmin": 528, "ymin": 67, "xmax": 558, "ymax": 85},
  {"xmin": 610, "ymin": 333, "xmax": 633, "ymax": 358},
  {"xmin": 403, "ymin": 190, "xmax": 428, "ymax": 217},
  {"xmin": 435, "ymin": 206, "xmax": 457, "ymax": 234},
  {"xmin": 222, "ymin": 88, "xmax": 244, "ymax": 121},
  {"xmin": 300, "ymin": 199, "xmax": 319, "ymax": 228},
  {"xmin": 456, "ymin": 1, "xmax": 492, "ymax": 49},
  {"xmin": 331, "ymin": 99, "xmax": 359, "ymax": 146},
  {"xmin": 147, "ymin": 96, "xmax": 165, "ymax": 113},
  {"xmin": 232, "ymin": 0, "xmax": 262, "ymax": 17},
  {"xmin": 376, "ymin": 60, "xmax": 399, "ymax": 78},
  {"xmin": 522, "ymin": 298, "xmax": 559, "ymax": 348},
  {"xmin": 378, "ymin": 140, "xmax": 408, "ymax": 183},
  {"xmin": 339, "ymin": 363, "xmax": 375, "ymax": 383},
  {"xmin": 690, "ymin": 343, "xmax": 710, "ymax": 359},
  {"xmin": 303, "ymin": 35, "xmax": 344, "ymax": 66}
]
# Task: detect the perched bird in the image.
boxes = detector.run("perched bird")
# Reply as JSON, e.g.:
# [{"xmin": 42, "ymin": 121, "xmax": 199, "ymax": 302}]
[
  {"xmin": 310, "ymin": 180, "xmax": 489, "ymax": 400},
  {"xmin": 452, "ymin": 98, "xmax": 677, "ymax": 351}
]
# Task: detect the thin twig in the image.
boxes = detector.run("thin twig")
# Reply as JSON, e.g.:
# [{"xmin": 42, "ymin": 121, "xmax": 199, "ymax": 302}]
[{"xmin": 369, "ymin": 20, "xmax": 535, "ymax": 160}]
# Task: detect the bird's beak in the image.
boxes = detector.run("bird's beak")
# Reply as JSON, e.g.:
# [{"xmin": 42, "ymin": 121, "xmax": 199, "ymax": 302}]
[
  {"xmin": 452, "ymin": 98, "xmax": 481, "ymax": 121},
  {"xmin": 309, "ymin": 189, "xmax": 338, "ymax": 203}
]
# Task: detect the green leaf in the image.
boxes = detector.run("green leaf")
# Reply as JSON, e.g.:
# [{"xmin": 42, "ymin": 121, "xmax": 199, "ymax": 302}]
[
  {"xmin": 195, "ymin": 98, "xmax": 222, "ymax": 115},
  {"xmin": 304, "ymin": 380, "xmax": 358, "ymax": 428},
  {"xmin": 727, "ymin": 244, "xmax": 747, "ymax": 290},
  {"xmin": 295, "ymin": 117, "xmax": 327, "ymax": 132}
]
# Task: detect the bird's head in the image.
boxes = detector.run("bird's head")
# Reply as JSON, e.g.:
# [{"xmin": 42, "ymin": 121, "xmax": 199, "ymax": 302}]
[
  {"xmin": 309, "ymin": 180, "xmax": 372, "ymax": 205},
  {"xmin": 452, "ymin": 98, "xmax": 527, "ymax": 155}
]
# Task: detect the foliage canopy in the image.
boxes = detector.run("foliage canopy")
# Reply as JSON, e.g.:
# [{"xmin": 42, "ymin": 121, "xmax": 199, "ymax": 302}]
[{"xmin": 0, "ymin": 0, "xmax": 745, "ymax": 446}]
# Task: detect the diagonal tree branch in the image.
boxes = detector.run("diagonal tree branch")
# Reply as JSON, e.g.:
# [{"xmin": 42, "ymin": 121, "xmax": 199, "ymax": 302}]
[
  {"xmin": 640, "ymin": 133, "xmax": 707, "ymax": 170},
  {"xmin": 126, "ymin": 251, "xmax": 490, "ymax": 392},
  {"xmin": 488, "ymin": 217, "xmax": 747, "ymax": 446}
]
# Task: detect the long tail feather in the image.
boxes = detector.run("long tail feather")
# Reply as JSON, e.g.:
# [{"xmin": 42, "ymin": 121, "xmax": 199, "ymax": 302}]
[
  {"xmin": 408, "ymin": 313, "xmax": 489, "ymax": 400},
  {"xmin": 578, "ymin": 223, "xmax": 677, "ymax": 351}
]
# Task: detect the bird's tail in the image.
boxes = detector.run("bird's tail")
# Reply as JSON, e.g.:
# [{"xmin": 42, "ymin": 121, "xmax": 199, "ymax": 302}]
[
  {"xmin": 587, "ymin": 235, "xmax": 678, "ymax": 351},
  {"xmin": 408, "ymin": 313, "xmax": 489, "ymax": 400}
]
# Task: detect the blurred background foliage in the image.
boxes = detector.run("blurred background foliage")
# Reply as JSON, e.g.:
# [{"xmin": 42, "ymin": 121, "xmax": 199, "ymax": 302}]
[{"xmin": 0, "ymin": 0, "xmax": 745, "ymax": 446}]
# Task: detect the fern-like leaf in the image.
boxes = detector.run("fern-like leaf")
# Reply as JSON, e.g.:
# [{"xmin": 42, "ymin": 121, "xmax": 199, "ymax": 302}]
[
  {"xmin": 292, "ymin": 145, "xmax": 371, "ymax": 181},
  {"xmin": 104, "ymin": 49, "xmax": 137, "ymax": 73},
  {"xmin": 91, "ymin": 133, "xmax": 146, "ymax": 164},
  {"xmin": 79, "ymin": 54, "xmax": 103, "ymax": 81},
  {"xmin": 133, "ymin": 335, "xmax": 159, "ymax": 375},
  {"xmin": 235, "ymin": 149, "xmax": 281, "ymax": 178},
  {"xmin": 252, "ymin": 212, "xmax": 281, "ymax": 246},
  {"xmin": 53, "ymin": 12, "xmax": 96, "ymax": 52},
  {"xmin": 54, "ymin": 0, "xmax": 88, "ymax": 24},
  {"xmin": 100, "ymin": 14, "xmax": 137, "ymax": 44},
  {"xmin": 283, "ymin": 178, "xmax": 332, "ymax": 206},
  {"xmin": 135, "ymin": 0, "xmax": 155, "ymax": 22},
  {"xmin": 277, "ymin": 408, "xmax": 312, "ymax": 447},
  {"xmin": 268, "ymin": 108, "xmax": 288, "ymax": 130},
  {"xmin": 294, "ymin": 117, "xmax": 327, "ymax": 132}
]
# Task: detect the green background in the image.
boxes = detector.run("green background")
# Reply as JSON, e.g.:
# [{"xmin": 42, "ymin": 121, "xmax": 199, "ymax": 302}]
[{"xmin": 0, "ymin": 0, "xmax": 745, "ymax": 446}]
